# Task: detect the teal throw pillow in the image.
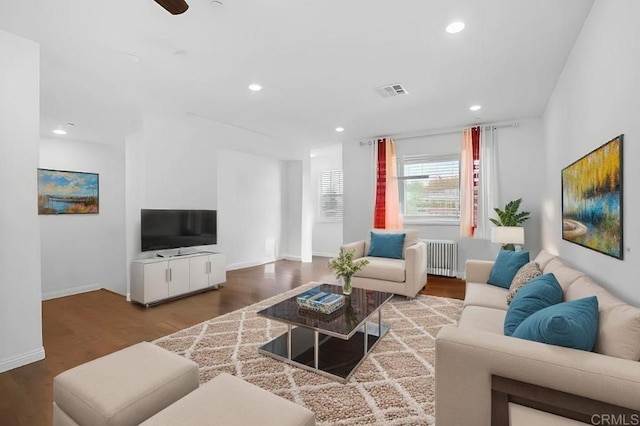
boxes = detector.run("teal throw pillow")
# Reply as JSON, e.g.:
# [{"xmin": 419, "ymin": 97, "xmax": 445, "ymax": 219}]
[
  {"xmin": 504, "ymin": 273, "xmax": 563, "ymax": 336},
  {"xmin": 512, "ymin": 297, "xmax": 599, "ymax": 351},
  {"xmin": 368, "ymin": 232, "xmax": 406, "ymax": 259},
  {"xmin": 487, "ymin": 250, "xmax": 530, "ymax": 289}
]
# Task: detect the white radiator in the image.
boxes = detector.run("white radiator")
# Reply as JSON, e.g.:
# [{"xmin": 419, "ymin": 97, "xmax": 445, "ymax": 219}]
[{"xmin": 422, "ymin": 239, "xmax": 458, "ymax": 277}]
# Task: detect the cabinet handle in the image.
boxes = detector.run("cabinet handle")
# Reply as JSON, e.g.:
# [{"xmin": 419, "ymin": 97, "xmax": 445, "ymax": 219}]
[
  {"xmin": 207, "ymin": 261, "xmax": 211, "ymax": 274},
  {"xmin": 165, "ymin": 268, "xmax": 170, "ymax": 283},
  {"xmin": 169, "ymin": 268, "xmax": 172, "ymax": 282}
]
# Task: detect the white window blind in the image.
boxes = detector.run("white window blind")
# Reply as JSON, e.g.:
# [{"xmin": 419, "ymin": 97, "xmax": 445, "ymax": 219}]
[
  {"xmin": 398, "ymin": 154, "xmax": 460, "ymax": 219},
  {"xmin": 319, "ymin": 169, "xmax": 343, "ymax": 222}
]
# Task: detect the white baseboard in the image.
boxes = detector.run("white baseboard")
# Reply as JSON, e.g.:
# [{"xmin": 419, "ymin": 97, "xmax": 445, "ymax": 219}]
[
  {"xmin": 312, "ymin": 251, "xmax": 336, "ymax": 258},
  {"xmin": 42, "ymin": 283, "xmax": 101, "ymax": 301},
  {"xmin": 0, "ymin": 346, "xmax": 45, "ymax": 373},
  {"xmin": 282, "ymin": 255, "xmax": 302, "ymax": 261},
  {"xmin": 226, "ymin": 257, "xmax": 279, "ymax": 271}
]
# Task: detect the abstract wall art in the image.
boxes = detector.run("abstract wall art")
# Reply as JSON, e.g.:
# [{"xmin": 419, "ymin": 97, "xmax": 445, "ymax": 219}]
[{"xmin": 561, "ymin": 135, "xmax": 623, "ymax": 259}]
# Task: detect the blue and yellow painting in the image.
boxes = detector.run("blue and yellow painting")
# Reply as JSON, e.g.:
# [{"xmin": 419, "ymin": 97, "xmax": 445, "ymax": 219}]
[
  {"xmin": 38, "ymin": 169, "xmax": 99, "ymax": 214},
  {"xmin": 562, "ymin": 135, "xmax": 622, "ymax": 259}
]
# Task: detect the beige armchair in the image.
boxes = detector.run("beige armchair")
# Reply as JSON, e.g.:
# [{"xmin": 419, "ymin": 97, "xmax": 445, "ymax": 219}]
[{"xmin": 340, "ymin": 229, "xmax": 427, "ymax": 298}]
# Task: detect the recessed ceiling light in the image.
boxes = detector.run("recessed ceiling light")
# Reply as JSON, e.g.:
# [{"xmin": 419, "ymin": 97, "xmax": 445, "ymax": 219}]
[
  {"xmin": 53, "ymin": 128, "xmax": 67, "ymax": 135},
  {"xmin": 335, "ymin": 127, "xmax": 344, "ymax": 132},
  {"xmin": 470, "ymin": 105, "xmax": 482, "ymax": 111},
  {"xmin": 446, "ymin": 22, "xmax": 465, "ymax": 34},
  {"xmin": 248, "ymin": 84, "xmax": 262, "ymax": 92}
]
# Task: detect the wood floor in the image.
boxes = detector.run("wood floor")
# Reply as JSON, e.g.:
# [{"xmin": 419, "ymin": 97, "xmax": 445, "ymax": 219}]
[{"xmin": 0, "ymin": 256, "xmax": 465, "ymax": 426}]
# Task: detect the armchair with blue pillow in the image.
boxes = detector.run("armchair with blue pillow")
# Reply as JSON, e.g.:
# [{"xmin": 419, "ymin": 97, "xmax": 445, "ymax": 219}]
[{"xmin": 340, "ymin": 229, "xmax": 427, "ymax": 298}]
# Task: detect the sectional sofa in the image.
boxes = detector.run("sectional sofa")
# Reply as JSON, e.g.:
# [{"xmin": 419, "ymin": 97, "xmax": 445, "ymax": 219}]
[{"xmin": 435, "ymin": 250, "xmax": 640, "ymax": 425}]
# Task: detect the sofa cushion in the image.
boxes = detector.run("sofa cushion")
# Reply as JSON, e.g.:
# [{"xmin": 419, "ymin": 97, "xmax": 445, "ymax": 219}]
[
  {"xmin": 365, "ymin": 229, "xmax": 419, "ymax": 259},
  {"xmin": 566, "ymin": 276, "xmax": 640, "ymax": 360},
  {"xmin": 512, "ymin": 297, "xmax": 599, "ymax": 352},
  {"xmin": 541, "ymin": 258, "xmax": 584, "ymax": 291},
  {"xmin": 458, "ymin": 306, "xmax": 506, "ymax": 334},
  {"xmin": 507, "ymin": 261, "xmax": 542, "ymax": 304},
  {"xmin": 504, "ymin": 274, "xmax": 563, "ymax": 336},
  {"xmin": 354, "ymin": 257, "xmax": 406, "ymax": 282},
  {"xmin": 487, "ymin": 250, "xmax": 530, "ymax": 289},
  {"xmin": 464, "ymin": 282, "xmax": 509, "ymax": 311},
  {"xmin": 533, "ymin": 250, "xmax": 558, "ymax": 270},
  {"xmin": 368, "ymin": 232, "xmax": 405, "ymax": 259},
  {"xmin": 141, "ymin": 373, "xmax": 315, "ymax": 426}
]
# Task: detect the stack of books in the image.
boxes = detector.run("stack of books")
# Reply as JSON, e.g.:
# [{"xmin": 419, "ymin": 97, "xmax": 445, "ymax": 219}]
[{"xmin": 296, "ymin": 289, "xmax": 345, "ymax": 314}]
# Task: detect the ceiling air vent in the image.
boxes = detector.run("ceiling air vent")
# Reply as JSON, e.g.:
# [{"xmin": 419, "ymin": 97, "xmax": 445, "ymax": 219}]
[{"xmin": 376, "ymin": 84, "xmax": 409, "ymax": 98}]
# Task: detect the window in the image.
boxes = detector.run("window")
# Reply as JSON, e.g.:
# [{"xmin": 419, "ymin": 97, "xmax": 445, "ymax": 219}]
[
  {"xmin": 318, "ymin": 169, "xmax": 343, "ymax": 222},
  {"xmin": 398, "ymin": 154, "xmax": 460, "ymax": 221}
]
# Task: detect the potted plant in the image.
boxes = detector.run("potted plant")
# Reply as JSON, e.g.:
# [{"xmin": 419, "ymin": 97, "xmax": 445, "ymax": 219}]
[
  {"xmin": 328, "ymin": 247, "xmax": 369, "ymax": 295},
  {"xmin": 490, "ymin": 198, "xmax": 531, "ymax": 250}
]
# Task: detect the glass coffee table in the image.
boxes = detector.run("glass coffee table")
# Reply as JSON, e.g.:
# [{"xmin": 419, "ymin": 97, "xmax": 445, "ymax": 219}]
[{"xmin": 257, "ymin": 283, "xmax": 394, "ymax": 383}]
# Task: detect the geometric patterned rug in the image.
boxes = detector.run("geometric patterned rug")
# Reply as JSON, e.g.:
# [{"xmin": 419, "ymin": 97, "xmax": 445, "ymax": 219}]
[{"xmin": 153, "ymin": 282, "xmax": 463, "ymax": 425}]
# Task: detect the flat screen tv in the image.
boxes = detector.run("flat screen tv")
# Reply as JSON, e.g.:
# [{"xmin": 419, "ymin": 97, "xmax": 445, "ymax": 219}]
[{"xmin": 141, "ymin": 209, "xmax": 217, "ymax": 252}]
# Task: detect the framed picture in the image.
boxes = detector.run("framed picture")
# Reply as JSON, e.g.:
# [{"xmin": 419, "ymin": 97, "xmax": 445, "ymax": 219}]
[
  {"xmin": 561, "ymin": 135, "xmax": 623, "ymax": 259},
  {"xmin": 37, "ymin": 168, "xmax": 99, "ymax": 215}
]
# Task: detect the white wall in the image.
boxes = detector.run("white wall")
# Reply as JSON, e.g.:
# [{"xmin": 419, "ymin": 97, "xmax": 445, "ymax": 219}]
[
  {"xmin": 39, "ymin": 137, "xmax": 127, "ymax": 298},
  {"xmin": 217, "ymin": 149, "xmax": 283, "ymax": 269},
  {"xmin": 343, "ymin": 119, "xmax": 545, "ymax": 276},
  {"xmin": 283, "ymin": 160, "xmax": 303, "ymax": 260},
  {"xmin": 311, "ymin": 145, "xmax": 343, "ymax": 257},
  {"xmin": 542, "ymin": 0, "xmax": 640, "ymax": 305},
  {"xmin": 124, "ymin": 114, "xmax": 303, "ymax": 287},
  {"xmin": 0, "ymin": 30, "xmax": 44, "ymax": 372}
]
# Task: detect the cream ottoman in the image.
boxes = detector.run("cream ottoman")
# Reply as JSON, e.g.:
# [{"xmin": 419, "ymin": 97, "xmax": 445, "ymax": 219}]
[
  {"xmin": 141, "ymin": 372, "xmax": 316, "ymax": 426},
  {"xmin": 53, "ymin": 342, "xmax": 199, "ymax": 426}
]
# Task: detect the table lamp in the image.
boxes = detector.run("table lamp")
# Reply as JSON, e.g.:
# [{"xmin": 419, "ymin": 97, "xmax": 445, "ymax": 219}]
[{"xmin": 491, "ymin": 226, "xmax": 525, "ymax": 251}]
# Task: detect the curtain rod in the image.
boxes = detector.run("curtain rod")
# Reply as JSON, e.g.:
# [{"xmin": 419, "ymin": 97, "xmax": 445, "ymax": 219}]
[{"xmin": 359, "ymin": 122, "xmax": 519, "ymax": 146}]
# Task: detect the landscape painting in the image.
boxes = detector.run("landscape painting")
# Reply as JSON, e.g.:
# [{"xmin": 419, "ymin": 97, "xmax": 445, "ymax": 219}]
[
  {"xmin": 38, "ymin": 169, "xmax": 99, "ymax": 215},
  {"xmin": 562, "ymin": 135, "xmax": 623, "ymax": 259}
]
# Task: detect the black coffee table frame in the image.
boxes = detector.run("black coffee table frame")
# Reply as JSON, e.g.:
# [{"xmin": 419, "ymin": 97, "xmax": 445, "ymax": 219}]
[{"xmin": 257, "ymin": 284, "xmax": 393, "ymax": 383}]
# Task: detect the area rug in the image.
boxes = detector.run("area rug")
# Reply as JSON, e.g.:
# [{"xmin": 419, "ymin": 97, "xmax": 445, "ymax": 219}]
[{"xmin": 153, "ymin": 283, "xmax": 463, "ymax": 425}]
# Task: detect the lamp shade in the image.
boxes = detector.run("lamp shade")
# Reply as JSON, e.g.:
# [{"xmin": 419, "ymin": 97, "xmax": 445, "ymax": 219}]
[{"xmin": 491, "ymin": 226, "xmax": 525, "ymax": 245}]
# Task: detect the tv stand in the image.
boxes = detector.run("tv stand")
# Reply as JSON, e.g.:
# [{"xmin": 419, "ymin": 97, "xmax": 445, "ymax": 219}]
[{"xmin": 131, "ymin": 252, "xmax": 226, "ymax": 307}]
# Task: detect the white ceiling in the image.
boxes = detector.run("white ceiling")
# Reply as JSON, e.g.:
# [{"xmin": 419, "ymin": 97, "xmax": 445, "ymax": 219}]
[{"xmin": 0, "ymin": 0, "xmax": 594, "ymax": 151}]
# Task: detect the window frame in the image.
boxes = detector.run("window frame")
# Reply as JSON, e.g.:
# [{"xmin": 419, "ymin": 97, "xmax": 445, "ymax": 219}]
[{"xmin": 397, "ymin": 153, "xmax": 461, "ymax": 225}]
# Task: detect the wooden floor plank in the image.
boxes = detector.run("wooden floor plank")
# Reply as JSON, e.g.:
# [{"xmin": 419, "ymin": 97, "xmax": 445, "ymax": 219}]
[{"xmin": 0, "ymin": 257, "xmax": 465, "ymax": 425}]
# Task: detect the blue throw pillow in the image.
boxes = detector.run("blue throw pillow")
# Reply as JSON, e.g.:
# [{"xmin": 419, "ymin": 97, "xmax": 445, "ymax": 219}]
[
  {"xmin": 487, "ymin": 250, "xmax": 530, "ymax": 288},
  {"xmin": 512, "ymin": 297, "xmax": 599, "ymax": 351},
  {"xmin": 504, "ymin": 273, "xmax": 563, "ymax": 336},
  {"xmin": 368, "ymin": 232, "xmax": 406, "ymax": 259}
]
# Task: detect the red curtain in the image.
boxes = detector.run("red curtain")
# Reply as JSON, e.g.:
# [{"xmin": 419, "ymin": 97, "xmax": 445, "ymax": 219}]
[
  {"xmin": 373, "ymin": 138, "xmax": 387, "ymax": 228},
  {"xmin": 471, "ymin": 126, "xmax": 480, "ymax": 234}
]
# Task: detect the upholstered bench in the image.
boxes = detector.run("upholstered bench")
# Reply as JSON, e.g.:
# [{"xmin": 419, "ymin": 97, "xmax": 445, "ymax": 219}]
[
  {"xmin": 53, "ymin": 342, "xmax": 199, "ymax": 426},
  {"xmin": 141, "ymin": 372, "xmax": 316, "ymax": 426}
]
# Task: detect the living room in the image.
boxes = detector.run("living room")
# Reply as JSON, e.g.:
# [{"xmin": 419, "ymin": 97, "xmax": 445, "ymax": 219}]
[{"xmin": 2, "ymin": 0, "xmax": 640, "ymax": 424}]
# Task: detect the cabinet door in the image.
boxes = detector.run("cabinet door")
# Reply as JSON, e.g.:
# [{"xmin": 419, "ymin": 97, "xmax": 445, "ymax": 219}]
[
  {"xmin": 168, "ymin": 258, "xmax": 190, "ymax": 297},
  {"xmin": 144, "ymin": 261, "xmax": 169, "ymax": 303},
  {"xmin": 208, "ymin": 254, "xmax": 226, "ymax": 286},
  {"xmin": 189, "ymin": 256, "xmax": 209, "ymax": 291}
]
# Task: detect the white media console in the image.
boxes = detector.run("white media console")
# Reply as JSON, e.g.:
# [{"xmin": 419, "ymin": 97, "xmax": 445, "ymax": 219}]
[{"xmin": 130, "ymin": 251, "xmax": 226, "ymax": 306}]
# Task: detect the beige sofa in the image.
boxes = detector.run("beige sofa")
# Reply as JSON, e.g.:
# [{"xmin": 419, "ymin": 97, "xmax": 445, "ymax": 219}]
[
  {"xmin": 341, "ymin": 229, "xmax": 427, "ymax": 298},
  {"xmin": 435, "ymin": 250, "xmax": 640, "ymax": 425}
]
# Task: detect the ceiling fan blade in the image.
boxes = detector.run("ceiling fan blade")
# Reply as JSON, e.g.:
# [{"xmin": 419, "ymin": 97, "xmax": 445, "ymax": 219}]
[{"xmin": 154, "ymin": 0, "xmax": 189, "ymax": 15}]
